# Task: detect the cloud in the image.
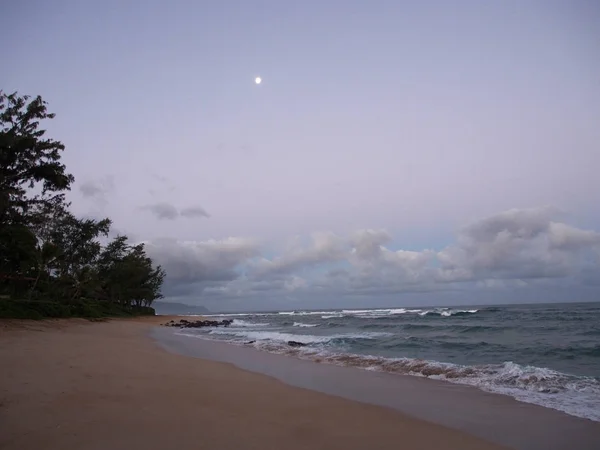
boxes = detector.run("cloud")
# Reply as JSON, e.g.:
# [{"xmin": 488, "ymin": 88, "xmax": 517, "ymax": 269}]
[
  {"xmin": 548, "ymin": 223, "xmax": 600, "ymax": 250},
  {"xmin": 141, "ymin": 206, "xmax": 600, "ymax": 304},
  {"xmin": 250, "ymin": 232, "xmax": 346, "ymax": 277},
  {"xmin": 437, "ymin": 207, "xmax": 600, "ymax": 282},
  {"xmin": 142, "ymin": 202, "xmax": 180, "ymax": 220},
  {"xmin": 180, "ymin": 206, "xmax": 210, "ymax": 219},
  {"xmin": 144, "ymin": 237, "xmax": 260, "ymax": 286},
  {"xmin": 284, "ymin": 275, "xmax": 308, "ymax": 291},
  {"xmin": 462, "ymin": 206, "xmax": 560, "ymax": 242},
  {"xmin": 142, "ymin": 202, "xmax": 210, "ymax": 220},
  {"xmin": 79, "ymin": 176, "xmax": 115, "ymax": 205},
  {"xmin": 80, "ymin": 182, "xmax": 104, "ymax": 198},
  {"xmin": 349, "ymin": 229, "xmax": 392, "ymax": 259}
]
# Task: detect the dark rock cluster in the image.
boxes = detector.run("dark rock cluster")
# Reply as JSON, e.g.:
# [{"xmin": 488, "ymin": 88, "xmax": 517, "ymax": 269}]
[{"xmin": 163, "ymin": 319, "xmax": 233, "ymax": 328}]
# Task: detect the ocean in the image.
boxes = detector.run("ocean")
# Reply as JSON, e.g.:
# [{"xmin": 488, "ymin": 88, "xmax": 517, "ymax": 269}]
[{"xmin": 176, "ymin": 302, "xmax": 600, "ymax": 422}]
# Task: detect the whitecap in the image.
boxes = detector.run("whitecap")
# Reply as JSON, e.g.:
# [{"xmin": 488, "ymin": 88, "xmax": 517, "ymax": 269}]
[
  {"xmin": 419, "ymin": 309, "xmax": 479, "ymax": 317},
  {"xmin": 293, "ymin": 322, "xmax": 318, "ymax": 328},
  {"xmin": 206, "ymin": 329, "xmax": 390, "ymax": 345},
  {"xmin": 231, "ymin": 319, "xmax": 270, "ymax": 327}
]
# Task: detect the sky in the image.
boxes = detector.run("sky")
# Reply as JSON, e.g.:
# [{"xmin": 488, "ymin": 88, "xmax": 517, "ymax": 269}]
[{"xmin": 2, "ymin": 1, "xmax": 600, "ymax": 311}]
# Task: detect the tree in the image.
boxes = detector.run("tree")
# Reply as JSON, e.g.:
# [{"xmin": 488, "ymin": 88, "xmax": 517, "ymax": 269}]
[
  {"xmin": 0, "ymin": 223, "xmax": 37, "ymax": 297},
  {"xmin": 121, "ymin": 244, "xmax": 165, "ymax": 307},
  {"xmin": 0, "ymin": 91, "xmax": 74, "ymax": 226},
  {"xmin": 98, "ymin": 237, "xmax": 165, "ymax": 307},
  {"xmin": 1, "ymin": 92, "xmax": 74, "ymax": 282},
  {"xmin": 0, "ymin": 91, "xmax": 164, "ymax": 318},
  {"xmin": 47, "ymin": 212, "xmax": 111, "ymax": 278},
  {"xmin": 28, "ymin": 240, "xmax": 61, "ymax": 300}
]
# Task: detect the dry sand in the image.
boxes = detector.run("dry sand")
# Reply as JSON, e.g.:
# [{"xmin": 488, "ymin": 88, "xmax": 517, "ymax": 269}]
[{"xmin": 0, "ymin": 318, "xmax": 508, "ymax": 450}]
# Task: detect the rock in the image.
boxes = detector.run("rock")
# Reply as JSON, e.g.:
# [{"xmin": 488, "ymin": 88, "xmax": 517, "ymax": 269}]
[
  {"xmin": 245, "ymin": 340, "xmax": 256, "ymax": 345},
  {"xmin": 164, "ymin": 318, "xmax": 233, "ymax": 328},
  {"xmin": 287, "ymin": 340, "xmax": 307, "ymax": 347}
]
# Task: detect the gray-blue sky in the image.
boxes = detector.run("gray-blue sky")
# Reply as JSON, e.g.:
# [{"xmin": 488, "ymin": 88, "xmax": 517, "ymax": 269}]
[{"xmin": 3, "ymin": 1, "xmax": 599, "ymax": 311}]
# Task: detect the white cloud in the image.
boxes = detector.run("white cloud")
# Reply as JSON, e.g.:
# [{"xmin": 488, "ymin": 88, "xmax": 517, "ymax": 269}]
[
  {"xmin": 349, "ymin": 229, "xmax": 392, "ymax": 259},
  {"xmin": 140, "ymin": 207, "xmax": 600, "ymax": 303},
  {"xmin": 548, "ymin": 222, "xmax": 600, "ymax": 250},
  {"xmin": 250, "ymin": 231, "xmax": 346, "ymax": 277},
  {"xmin": 437, "ymin": 207, "xmax": 600, "ymax": 282}
]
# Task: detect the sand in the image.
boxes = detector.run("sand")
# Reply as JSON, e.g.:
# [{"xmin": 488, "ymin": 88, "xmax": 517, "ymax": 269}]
[{"xmin": 0, "ymin": 318, "xmax": 508, "ymax": 450}]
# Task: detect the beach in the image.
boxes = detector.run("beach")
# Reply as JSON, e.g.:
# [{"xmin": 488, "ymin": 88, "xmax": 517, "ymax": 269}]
[
  {"xmin": 155, "ymin": 322, "xmax": 600, "ymax": 450},
  {"xmin": 0, "ymin": 318, "xmax": 508, "ymax": 450},
  {"xmin": 177, "ymin": 304, "xmax": 600, "ymax": 425}
]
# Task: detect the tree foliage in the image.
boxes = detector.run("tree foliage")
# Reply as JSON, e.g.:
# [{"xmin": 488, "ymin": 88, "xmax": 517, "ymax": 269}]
[{"xmin": 0, "ymin": 91, "xmax": 164, "ymax": 318}]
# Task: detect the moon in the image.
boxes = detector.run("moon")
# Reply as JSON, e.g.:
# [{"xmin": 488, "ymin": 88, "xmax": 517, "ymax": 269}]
[{"xmin": 255, "ymin": 76, "xmax": 262, "ymax": 85}]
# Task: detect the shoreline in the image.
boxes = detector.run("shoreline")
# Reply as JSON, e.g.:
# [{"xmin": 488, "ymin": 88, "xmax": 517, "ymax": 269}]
[
  {"xmin": 153, "ymin": 324, "xmax": 600, "ymax": 450},
  {"xmin": 168, "ymin": 304, "xmax": 600, "ymax": 423},
  {"xmin": 1, "ymin": 318, "xmax": 509, "ymax": 450}
]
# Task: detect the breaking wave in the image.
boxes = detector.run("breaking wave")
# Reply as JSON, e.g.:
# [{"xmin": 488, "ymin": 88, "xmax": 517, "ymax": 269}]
[
  {"xmin": 249, "ymin": 343, "xmax": 600, "ymax": 422},
  {"xmin": 293, "ymin": 322, "xmax": 318, "ymax": 328},
  {"xmin": 231, "ymin": 319, "xmax": 270, "ymax": 327},
  {"xmin": 206, "ymin": 307, "xmax": 489, "ymax": 320},
  {"xmin": 419, "ymin": 308, "xmax": 479, "ymax": 317},
  {"xmin": 203, "ymin": 329, "xmax": 391, "ymax": 345}
]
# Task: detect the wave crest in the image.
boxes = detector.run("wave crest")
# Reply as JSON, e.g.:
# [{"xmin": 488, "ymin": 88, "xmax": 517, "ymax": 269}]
[
  {"xmin": 293, "ymin": 322, "xmax": 318, "ymax": 328},
  {"xmin": 204, "ymin": 329, "xmax": 390, "ymax": 345},
  {"xmin": 231, "ymin": 319, "xmax": 269, "ymax": 327},
  {"xmin": 419, "ymin": 309, "xmax": 478, "ymax": 317}
]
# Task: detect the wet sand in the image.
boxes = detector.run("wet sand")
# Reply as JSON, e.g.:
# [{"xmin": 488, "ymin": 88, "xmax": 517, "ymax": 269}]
[{"xmin": 0, "ymin": 318, "xmax": 508, "ymax": 450}]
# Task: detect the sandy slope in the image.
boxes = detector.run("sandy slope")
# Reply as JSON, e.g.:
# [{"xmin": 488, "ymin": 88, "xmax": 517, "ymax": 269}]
[{"xmin": 0, "ymin": 318, "xmax": 507, "ymax": 450}]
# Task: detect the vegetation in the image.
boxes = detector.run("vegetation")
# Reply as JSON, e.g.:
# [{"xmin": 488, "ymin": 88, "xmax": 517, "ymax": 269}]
[{"xmin": 0, "ymin": 91, "xmax": 165, "ymax": 319}]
